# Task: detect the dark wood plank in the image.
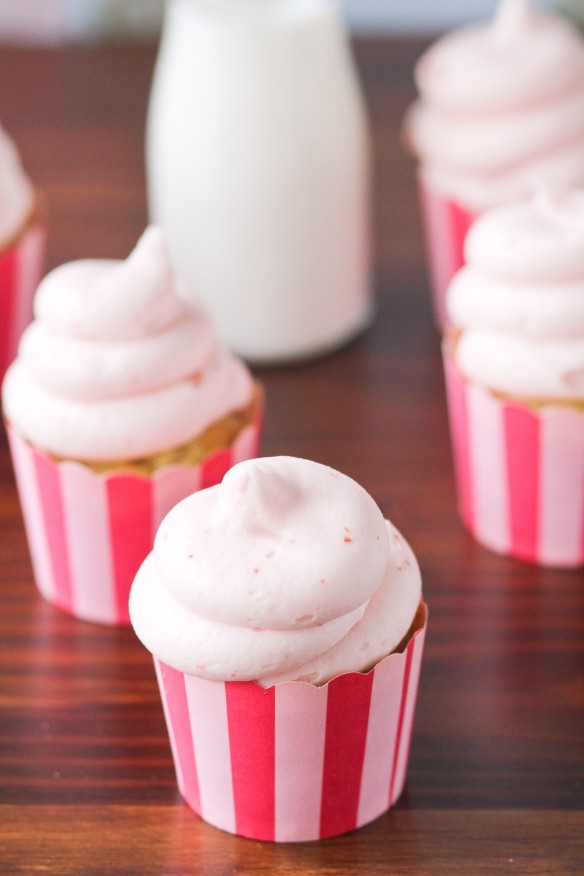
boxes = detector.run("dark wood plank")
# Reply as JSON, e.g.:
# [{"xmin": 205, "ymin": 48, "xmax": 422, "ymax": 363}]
[{"xmin": 2, "ymin": 806, "xmax": 583, "ymax": 876}]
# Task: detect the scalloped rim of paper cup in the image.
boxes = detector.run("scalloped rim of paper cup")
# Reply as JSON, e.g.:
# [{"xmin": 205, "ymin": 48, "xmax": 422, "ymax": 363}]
[{"xmin": 153, "ymin": 601, "xmax": 427, "ymax": 842}]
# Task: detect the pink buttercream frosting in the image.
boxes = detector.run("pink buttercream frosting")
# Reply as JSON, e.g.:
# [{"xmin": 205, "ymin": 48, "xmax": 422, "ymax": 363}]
[
  {"xmin": 2, "ymin": 226, "xmax": 254, "ymax": 460},
  {"xmin": 129, "ymin": 456, "xmax": 422, "ymax": 685},
  {"xmin": 447, "ymin": 187, "xmax": 584, "ymax": 400},
  {"xmin": 0, "ymin": 120, "xmax": 35, "ymax": 247},
  {"xmin": 405, "ymin": 0, "xmax": 584, "ymax": 211}
]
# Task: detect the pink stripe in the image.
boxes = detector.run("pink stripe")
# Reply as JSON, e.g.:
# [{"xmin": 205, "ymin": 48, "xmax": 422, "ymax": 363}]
[
  {"xmin": 7, "ymin": 427, "xmax": 56, "ymax": 602},
  {"xmin": 444, "ymin": 359, "xmax": 474, "ymax": 532},
  {"xmin": 106, "ymin": 476, "xmax": 154, "ymax": 624},
  {"xmin": 419, "ymin": 181, "xmax": 476, "ymax": 329},
  {"xmin": 274, "ymin": 682, "xmax": 327, "ymax": 842},
  {"xmin": 357, "ymin": 653, "xmax": 405, "ymax": 827},
  {"xmin": 60, "ymin": 463, "xmax": 117, "ymax": 625},
  {"xmin": 504, "ymin": 405, "xmax": 540, "ymax": 563},
  {"xmin": 0, "ymin": 245, "xmax": 18, "ymax": 378},
  {"xmin": 225, "ymin": 682, "xmax": 276, "ymax": 842},
  {"xmin": 233, "ymin": 416, "xmax": 263, "ymax": 464},
  {"xmin": 467, "ymin": 383, "xmax": 509, "ymax": 554},
  {"xmin": 388, "ymin": 644, "xmax": 415, "ymax": 806},
  {"xmin": 420, "ymin": 181, "xmax": 452, "ymax": 328},
  {"xmin": 32, "ymin": 448, "xmax": 73, "ymax": 612},
  {"xmin": 390, "ymin": 624, "xmax": 427, "ymax": 805},
  {"xmin": 155, "ymin": 660, "xmax": 200, "ymax": 813},
  {"xmin": 151, "ymin": 467, "xmax": 202, "ymax": 533},
  {"xmin": 320, "ymin": 671, "xmax": 374, "ymax": 839},
  {"xmin": 539, "ymin": 409, "xmax": 584, "ymax": 567},
  {"xmin": 184, "ymin": 676, "xmax": 235, "ymax": 833}
]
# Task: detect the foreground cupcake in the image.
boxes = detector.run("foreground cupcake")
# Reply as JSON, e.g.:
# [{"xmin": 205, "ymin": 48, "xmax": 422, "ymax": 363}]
[
  {"xmin": 2, "ymin": 226, "xmax": 263, "ymax": 624},
  {"xmin": 130, "ymin": 456, "xmax": 427, "ymax": 842},
  {"xmin": 0, "ymin": 120, "xmax": 45, "ymax": 382},
  {"xmin": 444, "ymin": 188, "xmax": 584, "ymax": 567},
  {"xmin": 405, "ymin": 0, "xmax": 584, "ymax": 327}
]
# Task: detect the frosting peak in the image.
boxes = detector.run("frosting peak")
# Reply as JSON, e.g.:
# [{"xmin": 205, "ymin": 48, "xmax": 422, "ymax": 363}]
[
  {"xmin": 2, "ymin": 225, "xmax": 253, "ymax": 460},
  {"xmin": 129, "ymin": 457, "xmax": 422, "ymax": 684},
  {"xmin": 492, "ymin": 0, "xmax": 536, "ymax": 44},
  {"xmin": 215, "ymin": 458, "xmax": 303, "ymax": 532},
  {"xmin": 35, "ymin": 226, "xmax": 190, "ymax": 342}
]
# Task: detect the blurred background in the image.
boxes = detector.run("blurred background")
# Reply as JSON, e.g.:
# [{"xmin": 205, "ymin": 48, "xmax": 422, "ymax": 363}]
[{"xmin": 0, "ymin": 0, "xmax": 579, "ymax": 43}]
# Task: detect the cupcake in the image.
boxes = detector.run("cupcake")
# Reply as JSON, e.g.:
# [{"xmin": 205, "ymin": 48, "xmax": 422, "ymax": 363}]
[
  {"xmin": 0, "ymin": 120, "xmax": 45, "ymax": 382},
  {"xmin": 129, "ymin": 456, "xmax": 427, "ymax": 842},
  {"xmin": 2, "ymin": 226, "xmax": 263, "ymax": 624},
  {"xmin": 405, "ymin": 0, "xmax": 584, "ymax": 327},
  {"xmin": 443, "ymin": 187, "xmax": 584, "ymax": 567}
]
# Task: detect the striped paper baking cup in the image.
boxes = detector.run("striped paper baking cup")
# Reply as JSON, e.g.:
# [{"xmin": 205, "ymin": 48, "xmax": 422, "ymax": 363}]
[
  {"xmin": 419, "ymin": 179, "xmax": 476, "ymax": 330},
  {"xmin": 6, "ymin": 413, "xmax": 262, "ymax": 625},
  {"xmin": 444, "ymin": 355, "xmax": 584, "ymax": 567},
  {"xmin": 0, "ymin": 217, "xmax": 46, "ymax": 383},
  {"xmin": 153, "ymin": 603, "xmax": 427, "ymax": 843}
]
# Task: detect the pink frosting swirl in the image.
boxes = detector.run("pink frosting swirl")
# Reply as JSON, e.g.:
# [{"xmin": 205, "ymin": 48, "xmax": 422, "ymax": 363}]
[
  {"xmin": 447, "ymin": 187, "xmax": 584, "ymax": 400},
  {"xmin": 2, "ymin": 227, "xmax": 253, "ymax": 460},
  {"xmin": 129, "ymin": 456, "xmax": 422, "ymax": 685},
  {"xmin": 405, "ymin": 0, "xmax": 584, "ymax": 211}
]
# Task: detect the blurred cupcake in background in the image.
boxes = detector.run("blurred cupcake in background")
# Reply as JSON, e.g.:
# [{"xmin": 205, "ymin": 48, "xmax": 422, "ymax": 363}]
[
  {"xmin": 443, "ymin": 187, "xmax": 584, "ymax": 567},
  {"xmin": 0, "ymin": 120, "xmax": 45, "ymax": 382},
  {"xmin": 2, "ymin": 226, "xmax": 263, "ymax": 624},
  {"xmin": 404, "ymin": 0, "xmax": 584, "ymax": 327}
]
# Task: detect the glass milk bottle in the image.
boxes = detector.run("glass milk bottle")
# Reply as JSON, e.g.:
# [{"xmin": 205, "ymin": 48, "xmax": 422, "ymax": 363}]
[{"xmin": 146, "ymin": 0, "xmax": 372, "ymax": 363}]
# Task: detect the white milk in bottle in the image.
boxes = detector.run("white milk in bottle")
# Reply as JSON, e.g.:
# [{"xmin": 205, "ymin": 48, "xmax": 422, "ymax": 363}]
[{"xmin": 147, "ymin": 0, "xmax": 372, "ymax": 362}]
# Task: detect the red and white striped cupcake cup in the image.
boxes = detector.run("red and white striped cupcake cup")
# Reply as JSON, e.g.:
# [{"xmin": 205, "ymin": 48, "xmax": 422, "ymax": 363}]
[
  {"xmin": 153, "ymin": 603, "xmax": 427, "ymax": 843},
  {"xmin": 0, "ymin": 216, "xmax": 46, "ymax": 383},
  {"xmin": 419, "ymin": 180, "xmax": 477, "ymax": 330},
  {"xmin": 444, "ymin": 356, "xmax": 584, "ymax": 567},
  {"xmin": 6, "ymin": 414, "xmax": 262, "ymax": 625}
]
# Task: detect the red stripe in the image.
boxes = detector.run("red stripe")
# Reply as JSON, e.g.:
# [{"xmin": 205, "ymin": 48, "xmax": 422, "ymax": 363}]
[
  {"xmin": 199, "ymin": 448, "xmax": 233, "ymax": 491},
  {"xmin": 0, "ymin": 246, "xmax": 18, "ymax": 379},
  {"xmin": 225, "ymin": 681, "xmax": 276, "ymax": 841},
  {"xmin": 32, "ymin": 449, "xmax": 73, "ymax": 612},
  {"xmin": 106, "ymin": 476, "xmax": 154, "ymax": 624},
  {"xmin": 503, "ymin": 405, "xmax": 540, "ymax": 563},
  {"xmin": 445, "ymin": 361, "xmax": 474, "ymax": 532},
  {"xmin": 449, "ymin": 200, "xmax": 474, "ymax": 275},
  {"xmin": 388, "ymin": 642, "xmax": 415, "ymax": 806},
  {"xmin": 158, "ymin": 661, "xmax": 201, "ymax": 814},
  {"xmin": 320, "ymin": 671, "xmax": 374, "ymax": 839}
]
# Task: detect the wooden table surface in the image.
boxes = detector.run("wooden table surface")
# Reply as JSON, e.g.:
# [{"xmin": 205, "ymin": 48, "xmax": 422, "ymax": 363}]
[{"xmin": 1, "ymin": 38, "xmax": 583, "ymax": 876}]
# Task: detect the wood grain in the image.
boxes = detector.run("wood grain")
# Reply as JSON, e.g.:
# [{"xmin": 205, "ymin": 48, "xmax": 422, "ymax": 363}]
[{"xmin": 0, "ymin": 38, "xmax": 583, "ymax": 875}]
